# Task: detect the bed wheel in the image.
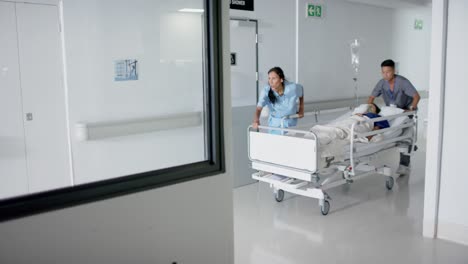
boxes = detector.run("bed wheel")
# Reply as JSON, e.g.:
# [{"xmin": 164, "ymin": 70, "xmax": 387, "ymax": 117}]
[
  {"xmin": 321, "ymin": 200, "xmax": 330, "ymax": 216},
  {"xmin": 386, "ymin": 177, "xmax": 394, "ymax": 190},
  {"xmin": 275, "ymin": 189, "xmax": 285, "ymax": 202}
]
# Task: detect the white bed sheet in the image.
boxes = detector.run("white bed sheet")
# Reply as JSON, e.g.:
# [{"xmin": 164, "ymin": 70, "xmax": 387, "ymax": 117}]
[
  {"xmin": 284, "ymin": 113, "xmax": 413, "ymax": 172},
  {"xmin": 310, "ymin": 110, "xmax": 407, "ymax": 143}
]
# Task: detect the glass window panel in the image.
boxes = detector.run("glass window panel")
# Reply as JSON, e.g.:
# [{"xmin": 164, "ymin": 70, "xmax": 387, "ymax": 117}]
[{"xmin": 0, "ymin": 0, "xmax": 221, "ymax": 214}]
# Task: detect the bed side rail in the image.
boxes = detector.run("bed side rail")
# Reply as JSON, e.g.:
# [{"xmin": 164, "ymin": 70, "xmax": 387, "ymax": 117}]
[{"xmin": 348, "ymin": 110, "xmax": 417, "ymax": 175}]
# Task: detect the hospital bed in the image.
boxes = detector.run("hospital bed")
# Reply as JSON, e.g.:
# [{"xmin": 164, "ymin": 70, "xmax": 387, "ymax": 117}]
[{"xmin": 248, "ymin": 108, "xmax": 418, "ymax": 215}]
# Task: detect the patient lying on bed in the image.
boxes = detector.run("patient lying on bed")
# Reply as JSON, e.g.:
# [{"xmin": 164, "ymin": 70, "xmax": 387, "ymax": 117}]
[
  {"xmin": 310, "ymin": 103, "xmax": 389, "ymax": 146},
  {"xmin": 355, "ymin": 104, "xmax": 390, "ymax": 140}
]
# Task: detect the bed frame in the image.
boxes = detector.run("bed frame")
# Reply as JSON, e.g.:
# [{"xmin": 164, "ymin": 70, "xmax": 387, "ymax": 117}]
[{"xmin": 248, "ymin": 110, "xmax": 418, "ymax": 215}]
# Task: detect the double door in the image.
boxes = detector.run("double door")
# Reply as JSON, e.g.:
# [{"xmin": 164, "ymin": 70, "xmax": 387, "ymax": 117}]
[{"xmin": 0, "ymin": 1, "xmax": 71, "ymax": 199}]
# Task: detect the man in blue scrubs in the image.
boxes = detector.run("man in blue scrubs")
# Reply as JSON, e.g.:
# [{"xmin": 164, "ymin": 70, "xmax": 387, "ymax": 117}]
[
  {"xmin": 367, "ymin": 59, "xmax": 420, "ymax": 175},
  {"xmin": 253, "ymin": 67, "xmax": 304, "ymax": 131}
]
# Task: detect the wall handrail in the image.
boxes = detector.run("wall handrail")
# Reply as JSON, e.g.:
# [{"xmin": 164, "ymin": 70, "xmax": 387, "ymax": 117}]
[{"xmin": 75, "ymin": 111, "xmax": 203, "ymax": 141}]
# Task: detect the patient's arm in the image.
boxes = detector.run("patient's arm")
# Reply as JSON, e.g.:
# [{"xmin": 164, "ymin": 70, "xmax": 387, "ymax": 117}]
[{"xmin": 367, "ymin": 126, "xmax": 381, "ymax": 140}]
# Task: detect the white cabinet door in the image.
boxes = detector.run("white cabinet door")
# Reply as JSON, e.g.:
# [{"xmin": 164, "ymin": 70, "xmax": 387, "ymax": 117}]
[
  {"xmin": 0, "ymin": 1, "xmax": 29, "ymax": 199},
  {"xmin": 16, "ymin": 3, "xmax": 72, "ymax": 193}
]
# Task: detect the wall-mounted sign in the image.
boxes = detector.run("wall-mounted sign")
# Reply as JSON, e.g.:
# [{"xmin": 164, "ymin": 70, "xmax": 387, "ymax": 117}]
[
  {"xmin": 414, "ymin": 19, "xmax": 423, "ymax": 30},
  {"xmin": 230, "ymin": 0, "xmax": 254, "ymax": 11},
  {"xmin": 231, "ymin": 53, "xmax": 237, "ymax": 66},
  {"xmin": 307, "ymin": 3, "xmax": 323, "ymax": 18},
  {"xmin": 114, "ymin": 59, "xmax": 138, "ymax": 81}
]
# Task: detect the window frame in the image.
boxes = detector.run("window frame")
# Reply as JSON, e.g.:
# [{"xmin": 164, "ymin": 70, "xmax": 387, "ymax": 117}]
[{"xmin": 0, "ymin": 0, "xmax": 224, "ymax": 222}]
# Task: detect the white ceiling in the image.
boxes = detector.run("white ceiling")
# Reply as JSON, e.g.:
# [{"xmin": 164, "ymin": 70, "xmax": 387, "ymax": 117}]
[{"xmin": 344, "ymin": 0, "xmax": 432, "ymax": 9}]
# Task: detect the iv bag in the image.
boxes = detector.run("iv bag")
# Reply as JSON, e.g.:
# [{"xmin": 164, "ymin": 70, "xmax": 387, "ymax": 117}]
[{"xmin": 350, "ymin": 39, "xmax": 360, "ymax": 74}]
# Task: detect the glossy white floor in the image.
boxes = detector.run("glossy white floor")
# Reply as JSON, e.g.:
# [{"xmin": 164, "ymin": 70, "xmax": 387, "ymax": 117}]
[{"xmin": 233, "ymin": 140, "xmax": 468, "ymax": 264}]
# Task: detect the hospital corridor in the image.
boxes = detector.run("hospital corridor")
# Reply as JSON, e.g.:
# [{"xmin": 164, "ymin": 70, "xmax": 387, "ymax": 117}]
[
  {"xmin": 234, "ymin": 137, "xmax": 468, "ymax": 264},
  {"xmin": 230, "ymin": 0, "xmax": 468, "ymax": 263},
  {"xmin": 0, "ymin": 0, "xmax": 468, "ymax": 263}
]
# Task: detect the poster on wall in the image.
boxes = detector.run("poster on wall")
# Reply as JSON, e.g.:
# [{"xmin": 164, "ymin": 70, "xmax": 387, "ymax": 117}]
[
  {"xmin": 230, "ymin": 0, "xmax": 254, "ymax": 11},
  {"xmin": 114, "ymin": 59, "xmax": 138, "ymax": 81}
]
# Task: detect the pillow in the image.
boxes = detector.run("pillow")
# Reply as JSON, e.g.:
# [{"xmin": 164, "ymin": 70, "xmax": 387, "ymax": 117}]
[
  {"xmin": 352, "ymin": 104, "xmax": 370, "ymax": 114},
  {"xmin": 379, "ymin": 106, "xmax": 404, "ymax": 117},
  {"xmin": 379, "ymin": 106, "xmax": 408, "ymax": 126}
]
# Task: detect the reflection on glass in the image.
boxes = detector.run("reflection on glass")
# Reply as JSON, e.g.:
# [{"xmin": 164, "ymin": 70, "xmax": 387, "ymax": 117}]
[{"xmin": 0, "ymin": 0, "xmax": 207, "ymax": 200}]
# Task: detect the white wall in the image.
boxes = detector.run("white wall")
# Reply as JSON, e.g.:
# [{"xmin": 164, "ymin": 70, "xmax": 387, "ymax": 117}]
[
  {"xmin": 392, "ymin": 6, "xmax": 432, "ymax": 91},
  {"xmin": 5, "ymin": 0, "xmax": 57, "ymax": 4},
  {"xmin": 423, "ymin": 0, "xmax": 445, "ymax": 239},
  {"xmin": 0, "ymin": 1, "xmax": 29, "ymax": 199},
  {"xmin": 0, "ymin": 1, "xmax": 234, "ymax": 263},
  {"xmin": 297, "ymin": 0, "xmax": 394, "ymax": 102},
  {"xmin": 230, "ymin": 0, "xmax": 296, "ymax": 88},
  {"xmin": 0, "ymin": 176, "xmax": 234, "ymax": 264},
  {"xmin": 62, "ymin": 0, "xmax": 206, "ymax": 184},
  {"xmin": 434, "ymin": 0, "xmax": 468, "ymax": 246},
  {"xmin": 237, "ymin": 0, "xmax": 431, "ymax": 104}
]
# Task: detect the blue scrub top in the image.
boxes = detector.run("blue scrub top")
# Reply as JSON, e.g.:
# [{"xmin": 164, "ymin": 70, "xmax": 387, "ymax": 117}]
[
  {"xmin": 257, "ymin": 81, "xmax": 303, "ymax": 128},
  {"xmin": 371, "ymin": 75, "xmax": 418, "ymax": 109}
]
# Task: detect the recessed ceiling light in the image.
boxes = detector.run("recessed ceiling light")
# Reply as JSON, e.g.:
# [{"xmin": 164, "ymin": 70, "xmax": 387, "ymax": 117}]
[{"xmin": 178, "ymin": 8, "xmax": 204, "ymax": 13}]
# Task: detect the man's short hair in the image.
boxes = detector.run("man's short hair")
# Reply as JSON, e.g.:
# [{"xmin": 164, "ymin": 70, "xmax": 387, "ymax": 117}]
[{"xmin": 381, "ymin": 59, "xmax": 395, "ymax": 68}]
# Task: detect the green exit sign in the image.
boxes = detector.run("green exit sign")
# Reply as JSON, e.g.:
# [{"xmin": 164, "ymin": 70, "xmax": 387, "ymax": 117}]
[
  {"xmin": 307, "ymin": 3, "xmax": 323, "ymax": 18},
  {"xmin": 414, "ymin": 19, "xmax": 423, "ymax": 30}
]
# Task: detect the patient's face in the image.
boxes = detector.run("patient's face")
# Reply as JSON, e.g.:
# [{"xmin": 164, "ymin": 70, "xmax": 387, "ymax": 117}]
[
  {"xmin": 381, "ymin": 66, "xmax": 395, "ymax": 81},
  {"xmin": 368, "ymin": 104, "xmax": 377, "ymax": 114}
]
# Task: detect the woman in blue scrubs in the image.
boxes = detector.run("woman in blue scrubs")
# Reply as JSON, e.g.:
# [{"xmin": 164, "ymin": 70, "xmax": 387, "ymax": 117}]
[{"xmin": 252, "ymin": 67, "xmax": 304, "ymax": 131}]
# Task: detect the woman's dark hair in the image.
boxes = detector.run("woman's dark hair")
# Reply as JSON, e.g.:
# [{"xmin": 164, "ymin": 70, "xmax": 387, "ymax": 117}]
[
  {"xmin": 381, "ymin": 59, "xmax": 395, "ymax": 68},
  {"xmin": 372, "ymin": 103, "xmax": 381, "ymax": 114},
  {"xmin": 267, "ymin": 67, "xmax": 286, "ymax": 104}
]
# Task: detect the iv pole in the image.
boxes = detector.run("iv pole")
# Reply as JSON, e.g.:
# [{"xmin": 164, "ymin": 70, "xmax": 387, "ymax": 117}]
[{"xmin": 350, "ymin": 39, "xmax": 360, "ymax": 107}]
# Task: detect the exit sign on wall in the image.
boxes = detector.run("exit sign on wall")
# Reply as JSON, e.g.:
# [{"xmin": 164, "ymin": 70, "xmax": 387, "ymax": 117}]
[
  {"xmin": 414, "ymin": 19, "xmax": 423, "ymax": 30},
  {"xmin": 307, "ymin": 3, "xmax": 323, "ymax": 18}
]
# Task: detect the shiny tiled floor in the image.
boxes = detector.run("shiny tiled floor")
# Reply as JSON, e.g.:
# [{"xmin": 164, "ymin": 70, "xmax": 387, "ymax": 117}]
[{"xmin": 233, "ymin": 142, "xmax": 468, "ymax": 264}]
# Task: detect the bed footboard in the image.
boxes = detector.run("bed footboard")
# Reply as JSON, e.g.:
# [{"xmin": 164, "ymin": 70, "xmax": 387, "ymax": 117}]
[{"xmin": 248, "ymin": 127, "xmax": 318, "ymax": 181}]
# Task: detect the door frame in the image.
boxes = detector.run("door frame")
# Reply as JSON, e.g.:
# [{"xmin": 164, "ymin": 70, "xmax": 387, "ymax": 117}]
[
  {"xmin": 229, "ymin": 18, "xmax": 259, "ymax": 101},
  {"xmin": 229, "ymin": 17, "xmax": 259, "ymax": 188}
]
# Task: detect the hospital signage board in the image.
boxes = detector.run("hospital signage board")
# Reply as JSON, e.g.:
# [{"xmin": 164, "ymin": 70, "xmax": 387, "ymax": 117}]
[
  {"xmin": 307, "ymin": 3, "xmax": 323, "ymax": 18},
  {"xmin": 230, "ymin": 0, "xmax": 254, "ymax": 11},
  {"xmin": 231, "ymin": 53, "xmax": 237, "ymax": 66}
]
